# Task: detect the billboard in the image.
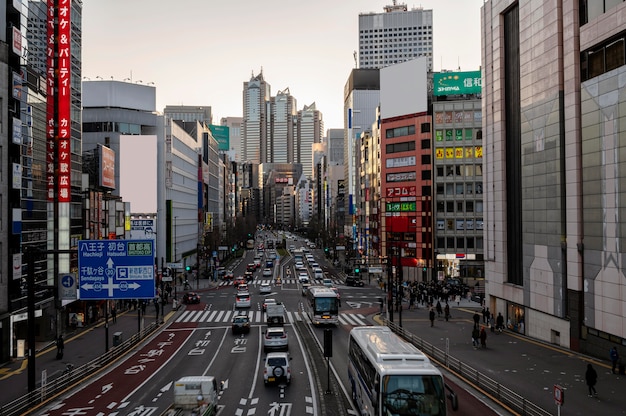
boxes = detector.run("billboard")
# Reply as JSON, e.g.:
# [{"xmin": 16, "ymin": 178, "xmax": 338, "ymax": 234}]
[
  {"xmin": 433, "ymin": 71, "xmax": 482, "ymax": 96},
  {"xmin": 209, "ymin": 124, "xmax": 230, "ymax": 151},
  {"xmin": 99, "ymin": 144, "xmax": 116, "ymax": 189}
]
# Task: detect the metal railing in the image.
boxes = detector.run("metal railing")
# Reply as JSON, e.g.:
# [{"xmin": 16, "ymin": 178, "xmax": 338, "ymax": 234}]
[
  {"xmin": 383, "ymin": 318, "xmax": 552, "ymax": 416},
  {"xmin": 0, "ymin": 322, "xmax": 159, "ymax": 416}
]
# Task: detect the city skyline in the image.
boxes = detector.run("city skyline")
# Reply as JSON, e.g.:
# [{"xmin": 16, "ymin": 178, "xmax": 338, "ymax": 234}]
[{"xmin": 82, "ymin": 0, "xmax": 483, "ymax": 130}]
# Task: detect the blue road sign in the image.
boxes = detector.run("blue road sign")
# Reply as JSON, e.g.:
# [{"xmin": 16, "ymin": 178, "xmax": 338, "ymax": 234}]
[{"xmin": 78, "ymin": 240, "xmax": 156, "ymax": 300}]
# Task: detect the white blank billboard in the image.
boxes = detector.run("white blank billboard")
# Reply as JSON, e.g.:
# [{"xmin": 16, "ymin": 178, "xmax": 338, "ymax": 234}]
[{"xmin": 380, "ymin": 57, "xmax": 428, "ymax": 120}]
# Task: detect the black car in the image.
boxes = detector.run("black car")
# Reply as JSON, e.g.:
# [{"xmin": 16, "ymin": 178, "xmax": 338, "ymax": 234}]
[
  {"xmin": 232, "ymin": 314, "xmax": 251, "ymax": 334},
  {"xmin": 345, "ymin": 275, "xmax": 364, "ymax": 287},
  {"xmin": 182, "ymin": 292, "xmax": 200, "ymax": 304}
]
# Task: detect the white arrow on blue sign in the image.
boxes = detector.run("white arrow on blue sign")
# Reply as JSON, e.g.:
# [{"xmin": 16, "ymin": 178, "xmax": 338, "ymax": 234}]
[{"xmin": 78, "ymin": 239, "xmax": 156, "ymax": 300}]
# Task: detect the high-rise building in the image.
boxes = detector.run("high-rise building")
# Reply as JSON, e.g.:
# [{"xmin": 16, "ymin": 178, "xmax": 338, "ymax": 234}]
[
  {"xmin": 358, "ymin": 3, "xmax": 433, "ymax": 71},
  {"xmin": 482, "ymin": 0, "xmax": 626, "ymax": 356},
  {"xmin": 163, "ymin": 105, "xmax": 212, "ymax": 125},
  {"xmin": 242, "ymin": 71, "xmax": 270, "ymax": 164},
  {"xmin": 269, "ymin": 88, "xmax": 296, "ymax": 164},
  {"xmin": 297, "ymin": 102, "xmax": 324, "ymax": 180}
]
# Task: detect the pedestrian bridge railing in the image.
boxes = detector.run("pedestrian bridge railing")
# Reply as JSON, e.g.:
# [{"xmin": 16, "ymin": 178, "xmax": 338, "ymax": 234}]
[
  {"xmin": 0, "ymin": 322, "xmax": 159, "ymax": 416},
  {"xmin": 383, "ymin": 317, "xmax": 552, "ymax": 416}
]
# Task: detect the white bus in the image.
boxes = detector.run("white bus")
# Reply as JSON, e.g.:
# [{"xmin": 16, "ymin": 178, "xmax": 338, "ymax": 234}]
[
  {"xmin": 305, "ymin": 286, "xmax": 339, "ymax": 325},
  {"xmin": 348, "ymin": 326, "xmax": 458, "ymax": 416}
]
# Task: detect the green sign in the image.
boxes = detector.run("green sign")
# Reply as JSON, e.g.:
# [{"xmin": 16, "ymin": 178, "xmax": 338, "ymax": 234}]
[
  {"xmin": 433, "ymin": 70, "xmax": 482, "ymax": 96},
  {"xmin": 209, "ymin": 125, "xmax": 230, "ymax": 151},
  {"xmin": 386, "ymin": 202, "xmax": 416, "ymax": 212}
]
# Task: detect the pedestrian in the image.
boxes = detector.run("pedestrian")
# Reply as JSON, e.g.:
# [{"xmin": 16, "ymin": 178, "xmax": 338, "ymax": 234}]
[
  {"xmin": 455, "ymin": 294, "xmax": 461, "ymax": 306},
  {"xmin": 496, "ymin": 312, "xmax": 504, "ymax": 332},
  {"xmin": 489, "ymin": 313, "xmax": 495, "ymax": 332},
  {"xmin": 473, "ymin": 312, "xmax": 481, "ymax": 329},
  {"xmin": 111, "ymin": 306, "xmax": 117, "ymax": 323},
  {"xmin": 480, "ymin": 326, "xmax": 487, "ymax": 348},
  {"xmin": 436, "ymin": 300, "xmax": 442, "ymax": 317},
  {"xmin": 610, "ymin": 346, "xmax": 619, "ymax": 374},
  {"xmin": 472, "ymin": 327, "xmax": 480, "ymax": 348},
  {"xmin": 429, "ymin": 308, "xmax": 435, "ymax": 327},
  {"xmin": 483, "ymin": 307, "xmax": 490, "ymax": 323},
  {"xmin": 444, "ymin": 302, "xmax": 450, "ymax": 321},
  {"xmin": 56, "ymin": 335, "xmax": 64, "ymax": 359},
  {"xmin": 585, "ymin": 363, "xmax": 598, "ymax": 397}
]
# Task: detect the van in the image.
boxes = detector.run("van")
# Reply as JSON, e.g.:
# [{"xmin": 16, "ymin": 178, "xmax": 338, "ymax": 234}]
[
  {"xmin": 173, "ymin": 376, "xmax": 219, "ymax": 411},
  {"xmin": 314, "ymin": 268, "xmax": 324, "ymax": 280}
]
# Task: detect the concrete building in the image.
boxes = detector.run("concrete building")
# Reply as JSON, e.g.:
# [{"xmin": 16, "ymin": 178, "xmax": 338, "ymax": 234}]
[
  {"xmin": 242, "ymin": 71, "xmax": 270, "ymax": 164},
  {"xmin": 358, "ymin": 3, "xmax": 433, "ymax": 71},
  {"xmin": 481, "ymin": 0, "xmax": 626, "ymax": 356},
  {"xmin": 220, "ymin": 116, "xmax": 243, "ymax": 162},
  {"xmin": 297, "ymin": 103, "xmax": 324, "ymax": 180}
]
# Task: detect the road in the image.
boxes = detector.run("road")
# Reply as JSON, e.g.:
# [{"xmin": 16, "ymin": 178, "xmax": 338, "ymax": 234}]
[{"xmin": 29, "ymin": 231, "xmax": 500, "ymax": 416}]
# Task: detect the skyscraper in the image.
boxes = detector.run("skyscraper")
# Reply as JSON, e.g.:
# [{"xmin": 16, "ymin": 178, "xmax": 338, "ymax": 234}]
[
  {"xmin": 297, "ymin": 102, "xmax": 324, "ymax": 180},
  {"xmin": 269, "ymin": 88, "xmax": 296, "ymax": 164},
  {"xmin": 242, "ymin": 71, "xmax": 270, "ymax": 164},
  {"xmin": 358, "ymin": 3, "xmax": 433, "ymax": 71}
]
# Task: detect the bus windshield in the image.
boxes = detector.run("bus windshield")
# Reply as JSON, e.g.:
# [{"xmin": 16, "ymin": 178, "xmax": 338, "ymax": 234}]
[
  {"xmin": 382, "ymin": 375, "xmax": 445, "ymax": 416},
  {"xmin": 314, "ymin": 297, "xmax": 338, "ymax": 314}
]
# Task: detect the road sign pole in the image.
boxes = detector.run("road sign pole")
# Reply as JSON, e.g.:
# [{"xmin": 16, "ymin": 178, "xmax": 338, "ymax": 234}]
[{"xmin": 104, "ymin": 307, "xmax": 109, "ymax": 353}]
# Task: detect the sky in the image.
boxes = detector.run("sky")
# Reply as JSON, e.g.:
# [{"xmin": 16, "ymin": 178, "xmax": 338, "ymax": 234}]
[{"xmin": 82, "ymin": 0, "xmax": 484, "ymax": 130}]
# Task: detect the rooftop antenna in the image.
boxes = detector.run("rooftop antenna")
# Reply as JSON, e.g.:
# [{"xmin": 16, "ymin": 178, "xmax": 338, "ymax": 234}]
[
  {"xmin": 353, "ymin": 51, "xmax": 357, "ymax": 68},
  {"xmin": 458, "ymin": 57, "xmax": 461, "ymax": 71}
]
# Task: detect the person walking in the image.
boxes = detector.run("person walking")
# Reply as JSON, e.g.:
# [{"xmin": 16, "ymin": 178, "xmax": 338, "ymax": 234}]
[
  {"xmin": 436, "ymin": 300, "xmax": 443, "ymax": 317},
  {"xmin": 444, "ymin": 302, "xmax": 450, "ymax": 321},
  {"xmin": 429, "ymin": 307, "xmax": 435, "ymax": 327},
  {"xmin": 610, "ymin": 346, "xmax": 619, "ymax": 374},
  {"xmin": 111, "ymin": 306, "xmax": 117, "ymax": 323},
  {"xmin": 473, "ymin": 312, "xmax": 481, "ymax": 329},
  {"xmin": 496, "ymin": 312, "xmax": 504, "ymax": 332},
  {"xmin": 472, "ymin": 326, "xmax": 480, "ymax": 348},
  {"xmin": 585, "ymin": 363, "xmax": 598, "ymax": 397},
  {"xmin": 480, "ymin": 326, "xmax": 487, "ymax": 349},
  {"xmin": 56, "ymin": 335, "xmax": 64, "ymax": 359}
]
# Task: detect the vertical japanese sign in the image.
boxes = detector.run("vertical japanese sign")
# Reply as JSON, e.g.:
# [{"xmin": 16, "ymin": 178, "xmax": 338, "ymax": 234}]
[{"xmin": 47, "ymin": 0, "xmax": 71, "ymax": 203}]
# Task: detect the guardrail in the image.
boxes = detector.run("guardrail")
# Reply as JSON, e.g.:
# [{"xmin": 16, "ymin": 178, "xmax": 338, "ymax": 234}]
[
  {"xmin": 0, "ymin": 322, "xmax": 159, "ymax": 416},
  {"xmin": 382, "ymin": 318, "xmax": 552, "ymax": 416}
]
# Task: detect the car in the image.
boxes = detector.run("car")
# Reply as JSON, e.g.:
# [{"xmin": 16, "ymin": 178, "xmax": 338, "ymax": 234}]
[
  {"xmin": 237, "ymin": 283, "xmax": 249, "ymax": 293},
  {"xmin": 263, "ymin": 298, "xmax": 277, "ymax": 312},
  {"xmin": 232, "ymin": 314, "xmax": 250, "ymax": 334},
  {"xmin": 322, "ymin": 278, "xmax": 333, "ymax": 287},
  {"xmin": 298, "ymin": 273, "xmax": 309, "ymax": 284},
  {"xmin": 301, "ymin": 282, "xmax": 311, "ymax": 296},
  {"xmin": 263, "ymin": 352, "xmax": 292, "ymax": 385},
  {"xmin": 310, "ymin": 261, "xmax": 319, "ymax": 269},
  {"xmin": 263, "ymin": 327, "xmax": 289, "ymax": 352},
  {"xmin": 182, "ymin": 292, "xmax": 200, "ymax": 304},
  {"xmin": 295, "ymin": 262, "xmax": 305, "ymax": 271},
  {"xmin": 289, "ymin": 245, "xmax": 295, "ymax": 251},
  {"xmin": 263, "ymin": 268, "xmax": 273, "ymax": 277},
  {"xmin": 235, "ymin": 292, "xmax": 251, "ymax": 308},
  {"xmin": 244, "ymin": 270, "xmax": 254, "ymax": 282},
  {"xmin": 266, "ymin": 260, "xmax": 274, "ymax": 268},
  {"xmin": 223, "ymin": 269, "xmax": 234, "ymax": 280},
  {"xmin": 246, "ymin": 263, "xmax": 256, "ymax": 273},
  {"xmin": 233, "ymin": 277, "xmax": 246, "ymax": 287},
  {"xmin": 313, "ymin": 268, "xmax": 324, "ymax": 280},
  {"xmin": 260, "ymin": 282, "xmax": 272, "ymax": 294},
  {"xmin": 268, "ymin": 252, "xmax": 277, "ymax": 260},
  {"xmin": 345, "ymin": 275, "xmax": 365, "ymax": 287}
]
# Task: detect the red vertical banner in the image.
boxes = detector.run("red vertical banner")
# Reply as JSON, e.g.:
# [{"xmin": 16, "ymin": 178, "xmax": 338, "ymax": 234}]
[
  {"xmin": 56, "ymin": 0, "xmax": 71, "ymax": 202},
  {"xmin": 46, "ymin": 1, "xmax": 56, "ymax": 202}
]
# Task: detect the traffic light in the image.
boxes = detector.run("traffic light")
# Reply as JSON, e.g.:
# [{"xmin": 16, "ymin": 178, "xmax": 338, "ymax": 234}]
[
  {"xmin": 354, "ymin": 266, "xmax": 360, "ymax": 275},
  {"xmin": 185, "ymin": 265, "xmax": 191, "ymax": 272}
]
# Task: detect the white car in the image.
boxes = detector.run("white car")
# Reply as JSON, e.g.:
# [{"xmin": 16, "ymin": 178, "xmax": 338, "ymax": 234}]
[
  {"xmin": 310, "ymin": 261, "xmax": 319, "ymax": 269},
  {"xmin": 298, "ymin": 272, "xmax": 309, "ymax": 283},
  {"xmin": 263, "ymin": 268, "xmax": 273, "ymax": 277},
  {"xmin": 264, "ymin": 352, "xmax": 292, "ymax": 385},
  {"xmin": 260, "ymin": 282, "xmax": 272, "ymax": 294},
  {"xmin": 295, "ymin": 262, "xmax": 305, "ymax": 271},
  {"xmin": 263, "ymin": 327, "xmax": 289, "ymax": 352},
  {"xmin": 235, "ymin": 292, "xmax": 251, "ymax": 308}
]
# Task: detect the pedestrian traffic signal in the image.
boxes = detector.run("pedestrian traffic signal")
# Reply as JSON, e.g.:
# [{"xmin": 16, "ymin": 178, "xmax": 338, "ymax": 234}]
[
  {"xmin": 354, "ymin": 267, "xmax": 360, "ymax": 275},
  {"xmin": 185, "ymin": 265, "xmax": 191, "ymax": 271}
]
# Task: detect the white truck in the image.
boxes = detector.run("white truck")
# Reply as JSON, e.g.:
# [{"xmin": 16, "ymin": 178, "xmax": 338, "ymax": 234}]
[
  {"xmin": 162, "ymin": 376, "xmax": 219, "ymax": 416},
  {"xmin": 266, "ymin": 303, "xmax": 286, "ymax": 327}
]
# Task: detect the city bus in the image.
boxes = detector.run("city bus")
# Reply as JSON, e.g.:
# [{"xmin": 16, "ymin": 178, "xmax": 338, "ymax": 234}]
[
  {"xmin": 348, "ymin": 326, "xmax": 458, "ymax": 416},
  {"xmin": 304, "ymin": 286, "xmax": 339, "ymax": 325}
]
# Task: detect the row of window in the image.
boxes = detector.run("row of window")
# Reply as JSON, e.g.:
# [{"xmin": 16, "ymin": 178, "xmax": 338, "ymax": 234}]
[
  {"xmin": 436, "ymin": 164, "xmax": 483, "ymax": 177},
  {"xmin": 580, "ymin": 0, "xmax": 625, "ymax": 25},
  {"xmin": 360, "ymin": 27, "xmax": 432, "ymax": 34},
  {"xmin": 437, "ymin": 236, "xmax": 483, "ymax": 251},
  {"xmin": 436, "ymin": 182, "xmax": 484, "ymax": 195},
  {"xmin": 435, "ymin": 129, "xmax": 482, "ymax": 141},
  {"xmin": 386, "ymin": 141, "xmax": 415, "ymax": 154},
  {"xmin": 581, "ymin": 31, "xmax": 626, "ymax": 81},
  {"xmin": 436, "ymin": 200, "xmax": 484, "ymax": 214},
  {"xmin": 436, "ymin": 218, "xmax": 484, "ymax": 231},
  {"xmin": 83, "ymin": 121, "xmax": 142, "ymax": 135},
  {"xmin": 434, "ymin": 110, "xmax": 482, "ymax": 125}
]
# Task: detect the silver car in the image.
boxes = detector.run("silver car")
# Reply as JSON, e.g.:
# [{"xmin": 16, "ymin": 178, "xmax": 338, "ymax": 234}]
[{"xmin": 263, "ymin": 327, "xmax": 289, "ymax": 352}]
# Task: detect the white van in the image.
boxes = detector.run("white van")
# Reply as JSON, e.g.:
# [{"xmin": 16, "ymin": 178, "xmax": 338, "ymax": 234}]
[{"xmin": 314, "ymin": 268, "xmax": 324, "ymax": 280}]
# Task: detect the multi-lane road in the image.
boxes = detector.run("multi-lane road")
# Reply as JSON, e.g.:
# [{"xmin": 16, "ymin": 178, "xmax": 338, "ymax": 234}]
[{"xmin": 32, "ymin": 233, "xmax": 498, "ymax": 416}]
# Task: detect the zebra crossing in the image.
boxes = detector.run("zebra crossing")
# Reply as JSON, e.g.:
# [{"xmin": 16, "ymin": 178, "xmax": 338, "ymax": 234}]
[
  {"xmin": 217, "ymin": 278, "xmax": 344, "ymax": 287},
  {"xmin": 174, "ymin": 309, "xmax": 368, "ymax": 326}
]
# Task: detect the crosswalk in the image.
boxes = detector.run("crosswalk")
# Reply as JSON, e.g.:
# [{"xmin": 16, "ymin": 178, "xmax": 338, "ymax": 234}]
[
  {"xmin": 217, "ymin": 278, "xmax": 344, "ymax": 287},
  {"xmin": 174, "ymin": 309, "xmax": 368, "ymax": 326}
]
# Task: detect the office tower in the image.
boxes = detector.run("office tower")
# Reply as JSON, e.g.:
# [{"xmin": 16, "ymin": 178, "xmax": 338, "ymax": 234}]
[
  {"xmin": 358, "ymin": 3, "xmax": 433, "ymax": 71},
  {"xmin": 242, "ymin": 71, "xmax": 271, "ymax": 164},
  {"xmin": 163, "ymin": 105, "xmax": 212, "ymax": 125},
  {"xmin": 269, "ymin": 88, "xmax": 296, "ymax": 164},
  {"xmin": 297, "ymin": 103, "xmax": 324, "ymax": 180},
  {"xmin": 482, "ymin": 0, "xmax": 626, "ymax": 353}
]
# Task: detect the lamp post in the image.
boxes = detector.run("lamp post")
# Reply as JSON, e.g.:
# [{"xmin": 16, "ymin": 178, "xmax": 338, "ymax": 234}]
[{"xmin": 174, "ymin": 216, "xmax": 178, "ymax": 298}]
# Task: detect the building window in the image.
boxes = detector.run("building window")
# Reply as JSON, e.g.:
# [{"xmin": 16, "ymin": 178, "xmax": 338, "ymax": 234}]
[
  {"xmin": 446, "ymin": 201, "xmax": 454, "ymax": 213},
  {"xmin": 456, "ymin": 237, "xmax": 465, "ymax": 249},
  {"xmin": 422, "ymin": 186, "xmax": 431, "ymax": 196},
  {"xmin": 437, "ymin": 166, "xmax": 444, "ymax": 177},
  {"xmin": 421, "ymin": 154, "xmax": 431, "ymax": 165},
  {"xmin": 386, "ymin": 125, "xmax": 416, "ymax": 138},
  {"xmin": 386, "ymin": 141, "xmax": 416, "ymax": 153},
  {"xmin": 421, "ymin": 139, "xmax": 431, "ymax": 149},
  {"xmin": 581, "ymin": 32, "xmax": 626, "ymax": 80},
  {"xmin": 466, "ymin": 201, "xmax": 474, "ymax": 212},
  {"xmin": 437, "ymin": 201, "xmax": 445, "ymax": 212},
  {"xmin": 422, "ymin": 170, "xmax": 431, "ymax": 180},
  {"xmin": 421, "ymin": 122, "xmax": 431, "ymax": 133},
  {"xmin": 436, "ymin": 184, "xmax": 444, "ymax": 195},
  {"xmin": 437, "ymin": 219, "xmax": 445, "ymax": 230},
  {"xmin": 446, "ymin": 237, "xmax": 455, "ymax": 248}
]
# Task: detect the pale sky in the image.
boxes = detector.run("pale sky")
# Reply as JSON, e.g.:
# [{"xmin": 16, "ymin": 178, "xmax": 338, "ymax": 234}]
[{"xmin": 82, "ymin": 0, "xmax": 483, "ymax": 130}]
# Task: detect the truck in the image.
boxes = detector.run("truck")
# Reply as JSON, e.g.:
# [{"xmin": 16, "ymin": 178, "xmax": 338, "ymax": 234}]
[
  {"xmin": 163, "ymin": 376, "xmax": 219, "ymax": 416},
  {"xmin": 266, "ymin": 303, "xmax": 286, "ymax": 327}
]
